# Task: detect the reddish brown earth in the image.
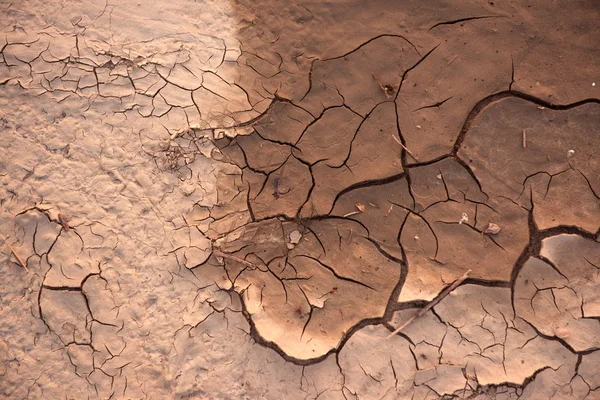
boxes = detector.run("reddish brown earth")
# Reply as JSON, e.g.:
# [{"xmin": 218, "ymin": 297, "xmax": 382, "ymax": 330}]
[{"xmin": 1, "ymin": 0, "xmax": 599, "ymax": 399}]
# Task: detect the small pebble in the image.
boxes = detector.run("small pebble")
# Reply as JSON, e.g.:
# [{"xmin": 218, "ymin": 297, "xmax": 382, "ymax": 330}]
[
  {"xmin": 289, "ymin": 230, "xmax": 302, "ymax": 245},
  {"xmin": 484, "ymin": 222, "xmax": 502, "ymax": 235}
]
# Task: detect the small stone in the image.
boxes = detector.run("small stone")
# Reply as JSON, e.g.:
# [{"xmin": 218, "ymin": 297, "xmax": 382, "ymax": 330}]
[
  {"xmin": 436, "ymin": 174, "xmax": 442, "ymax": 179},
  {"xmin": 286, "ymin": 243, "xmax": 295, "ymax": 250},
  {"xmin": 289, "ymin": 230, "xmax": 302, "ymax": 245},
  {"xmin": 459, "ymin": 212, "xmax": 469, "ymax": 224},
  {"xmin": 416, "ymin": 125, "xmax": 422, "ymax": 129},
  {"xmin": 484, "ymin": 222, "xmax": 502, "ymax": 235},
  {"xmin": 567, "ymin": 149, "xmax": 575, "ymax": 157}
]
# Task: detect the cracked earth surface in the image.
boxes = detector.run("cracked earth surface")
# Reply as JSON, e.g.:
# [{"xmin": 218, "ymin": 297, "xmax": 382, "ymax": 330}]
[{"xmin": 1, "ymin": 0, "xmax": 599, "ymax": 399}]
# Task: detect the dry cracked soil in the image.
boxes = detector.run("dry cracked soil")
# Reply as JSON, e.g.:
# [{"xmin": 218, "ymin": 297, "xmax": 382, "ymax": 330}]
[{"xmin": 1, "ymin": 0, "xmax": 599, "ymax": 399}]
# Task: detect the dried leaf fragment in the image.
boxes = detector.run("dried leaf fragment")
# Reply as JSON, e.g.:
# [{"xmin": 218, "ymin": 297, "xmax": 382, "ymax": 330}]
[
  {"xmin": 0, "ymin": 233, "xmax": 29, "ymax": 272},
  {"xmin": 484, "ymin": 222, "xmax": 502, "ymax": 235},
  {"xmin": 355, "ymin": 202, "xmax": 366, "ymax": 212},
  {"xmin": 58, "ymin": 213, "xmax": 70, "ymax": 232},
  {"xmin": 554, "ymin": 327, "xmax": 570, "ymax": 338}
]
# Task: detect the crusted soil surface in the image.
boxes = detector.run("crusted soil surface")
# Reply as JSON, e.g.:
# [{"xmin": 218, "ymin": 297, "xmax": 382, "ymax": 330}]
[{"xmin": 1, "ymin": 1, "xmax": 599, "ymax": 399}]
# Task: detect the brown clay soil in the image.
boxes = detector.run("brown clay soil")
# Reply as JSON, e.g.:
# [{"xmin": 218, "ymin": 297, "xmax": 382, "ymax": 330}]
[{"xmin": 1, "ymin": 0, "xmax": 599, "ymax": 399}]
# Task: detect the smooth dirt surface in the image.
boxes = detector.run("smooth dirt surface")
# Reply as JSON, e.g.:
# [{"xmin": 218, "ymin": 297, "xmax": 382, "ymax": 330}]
[{"xmin": 1, "ymin": 0, "xmax": 599, "ymax": 399}]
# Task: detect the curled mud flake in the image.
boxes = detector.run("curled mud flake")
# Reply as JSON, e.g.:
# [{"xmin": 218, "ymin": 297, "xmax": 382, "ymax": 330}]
[
  {"xmin": 458, "ymin": 212, "xmax": 469, "ymax": 224},
  {"xmin": 484, "ymin": 222, "xmax": 502, "ymax": 235},
  {"xmin": 554, "ymin": 327, "xmax": 570, "ymax": 338}
]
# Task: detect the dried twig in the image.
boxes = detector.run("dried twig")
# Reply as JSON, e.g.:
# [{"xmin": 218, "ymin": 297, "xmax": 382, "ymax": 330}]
[
  {"xmin": 386, "ymin": 204, "xmax": 393, "ymax": 216},
  {"xmin": 0, "ymin": 233, "xmax": 29, "ymax": 272},
  {"xmin": 392, "ymin": 135, "xmax": 419, "ymax": 162},
  {"xmin": 386, "ymin": 269, "xmax": 471, "ymax": 339},
  {"xmin": 212, "ymin": 249, "xmax": 258, "ymax": 270},
  {"xmin": 522, "ymin": 129, "xmax": 527, "ymax": 148},
  {"xmin": 343, "ymin": 202, "xmax": 366, "ymax": 218},
  {"xmin": 0, "ymin": 339, "xmax": 15, "ymax": 358}
]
